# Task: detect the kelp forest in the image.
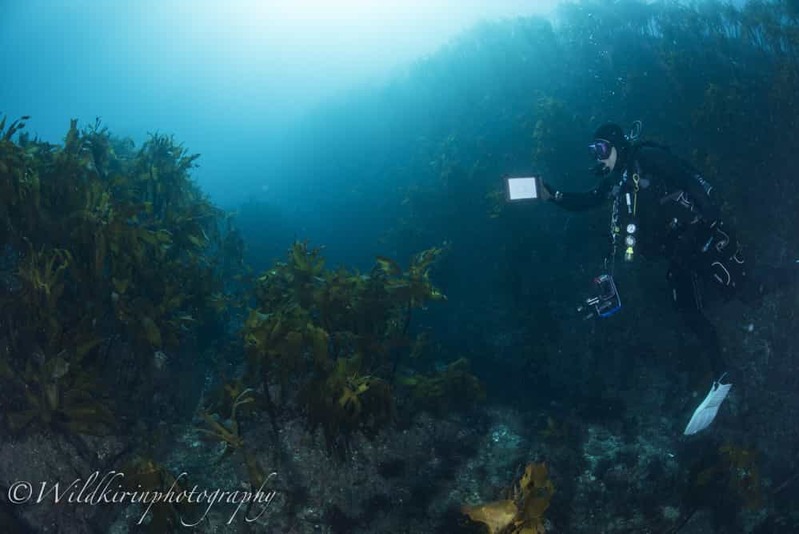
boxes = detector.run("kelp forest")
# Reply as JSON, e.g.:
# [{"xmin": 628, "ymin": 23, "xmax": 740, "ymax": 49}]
[{"xmin": 2, "ymin": 1, "xmax": 799, "ymax": 532}]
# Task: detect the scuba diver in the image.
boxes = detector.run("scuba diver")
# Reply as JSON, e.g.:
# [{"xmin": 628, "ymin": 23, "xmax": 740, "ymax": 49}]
[{"xmin": 539, "ymin": 122, "xmax": 796, "ymax": 434}]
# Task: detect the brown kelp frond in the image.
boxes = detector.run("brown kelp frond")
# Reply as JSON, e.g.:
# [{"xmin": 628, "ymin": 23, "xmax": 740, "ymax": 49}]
[{"xmin": 462, "ymin": 463, "xmax": 555, "ymax": 534}]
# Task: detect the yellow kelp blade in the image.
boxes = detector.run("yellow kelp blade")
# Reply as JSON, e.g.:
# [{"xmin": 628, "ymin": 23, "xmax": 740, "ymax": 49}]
[{"xmin": 462, "ymin": 499, "xmax": 517, "ymax": 534}]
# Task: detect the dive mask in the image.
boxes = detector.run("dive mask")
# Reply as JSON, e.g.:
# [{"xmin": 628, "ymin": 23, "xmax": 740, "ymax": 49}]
[{"xmin": 589, "ymin": 139, "xmax": 612, "ymax": 160}]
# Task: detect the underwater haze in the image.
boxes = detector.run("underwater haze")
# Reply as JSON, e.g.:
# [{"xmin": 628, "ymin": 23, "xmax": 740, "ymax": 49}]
[
  {"xmin": 1, "ymin": 0, "xmax": 560, "ymax": 203},
  {"xmin": 2, "ymin": 0, "xmax": 799, "ymax": 533}
]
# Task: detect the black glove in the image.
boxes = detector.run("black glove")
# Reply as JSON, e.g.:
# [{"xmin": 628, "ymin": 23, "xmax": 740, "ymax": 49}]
[{"xmin": 541, "ymin": 181, "xmax": 561, "ymax": 202}]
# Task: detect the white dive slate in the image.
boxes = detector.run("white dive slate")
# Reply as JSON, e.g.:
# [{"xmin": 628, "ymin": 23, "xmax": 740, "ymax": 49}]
[{"xmin": 683, "ymin": 380, "xmax": 732, "ymax": 435}]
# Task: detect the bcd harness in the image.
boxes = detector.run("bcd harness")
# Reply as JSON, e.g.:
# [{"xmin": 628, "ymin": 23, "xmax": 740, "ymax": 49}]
[
  {"xmin": 589, "ymin": 165, "xmax": 640, "ymax": 319},
  {"xmin": 607, "ymin": 164, "xmax": 641, "ymax": 275},
  {"xmin": 606, "ymin": 160, "xmax": 739, "ymax": 289}
]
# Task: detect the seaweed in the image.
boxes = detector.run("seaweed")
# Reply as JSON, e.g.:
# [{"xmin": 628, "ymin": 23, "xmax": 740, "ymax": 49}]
[
  {"xmin": 196, "ymin": 384, "xmax": 268, "ymax": 489},
  {"xmin": 0, "ymin": 116, "xmax": 244, "ymax": 438},
  {"xmin": 119, "ymin": 457, "xmax": 199, "ymax": 533},
  {"xmin": 695, "ymin": 443, "xmax": 763, "ymax": 511},
  {"xmin": 462, "ymin": 462, "xmax": 556, "ymax": 534},
  {"xmin": 242, "ymin": 240, "xmax": 447, "ymax": 452},
  {"xmin": 398, "ymin": 357, "xmax": 485, "ymax": 415}
]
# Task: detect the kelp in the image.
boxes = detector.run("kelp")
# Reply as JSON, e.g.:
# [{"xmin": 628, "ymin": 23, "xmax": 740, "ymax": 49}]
[
  {"xmin": 398, "ymin": 358, "xmax": 485, "ymax": 415},
  {"xmin": 302, "ymin": 355, "xmax": 394, "ymax": 449},
  {"xmin": 462, "ymin": 462, "xmax": 556, "ymax": 534},
  {"xmin": 196, "ymin": 382, "xmax": 268, "ymax": 489},
  {"xmin": 119, "ymin": 457, "xmax": 199, "ymax": 533},
  {"xmin": 241, "ymin": 240, "xmax": 447, "ymax": 452},
  {"xmin": 0, "ymin": 346, "xmax": 115, "ymax": 435},
  {"xmin": 0, "ymin": 117, "xmax": 243, "ymax": 436},
  {"xmin": 694, "ymin": 443, "xmax": 764, "ymax": 511}
]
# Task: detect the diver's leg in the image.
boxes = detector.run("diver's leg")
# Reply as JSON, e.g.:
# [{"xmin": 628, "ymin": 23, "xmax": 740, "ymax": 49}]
[
  {"xmin": 667, "ymin": 263, "xmax": 726, "ymax": 377},
  {"xmin": 682, "ymin": 309, "xmax": 725, "ymax": 377},
  {"xmin": 669, "ymin": 262, "xmax": 734, "ymax": 435}
]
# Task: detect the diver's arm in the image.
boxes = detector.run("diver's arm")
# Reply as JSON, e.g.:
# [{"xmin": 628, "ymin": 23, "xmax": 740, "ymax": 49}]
[{"xmin": 543, "ymin": 173, "xmax": 613, "ymax": 211}]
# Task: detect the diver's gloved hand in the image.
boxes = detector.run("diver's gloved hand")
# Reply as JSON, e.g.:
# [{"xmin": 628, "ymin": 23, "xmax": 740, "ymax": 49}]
[{"xmin": 540, "ymin": 181, "xmax": 556, "ymax": 201}]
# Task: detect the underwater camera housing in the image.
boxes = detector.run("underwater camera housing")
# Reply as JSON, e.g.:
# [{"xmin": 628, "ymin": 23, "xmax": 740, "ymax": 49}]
[{"xmin": 578, "ymin": 274, "xmax": 622, "ymax": 319}]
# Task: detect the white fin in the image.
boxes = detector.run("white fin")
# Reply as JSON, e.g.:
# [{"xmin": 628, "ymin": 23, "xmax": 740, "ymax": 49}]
[{"xmin": 683, "ymin": 380, "xmax": 732, "ymax": 435}]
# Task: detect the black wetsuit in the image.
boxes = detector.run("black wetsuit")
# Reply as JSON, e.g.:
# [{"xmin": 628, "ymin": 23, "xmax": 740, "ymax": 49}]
[{"xmin": 547, "ymin": 143, "xmax": 747, "ymax": 376}]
